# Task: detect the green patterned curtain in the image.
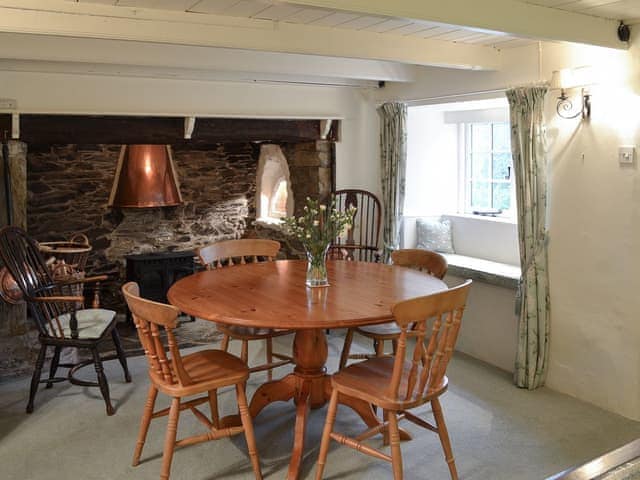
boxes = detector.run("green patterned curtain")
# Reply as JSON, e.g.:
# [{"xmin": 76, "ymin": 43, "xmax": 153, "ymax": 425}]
[
  {"xmin": 506, "ymin": 85, "xmax": 551, "ymax": 390},
  {"xmin": 378, "ymin": 102, "xmax": 407, "ymax": 263}
]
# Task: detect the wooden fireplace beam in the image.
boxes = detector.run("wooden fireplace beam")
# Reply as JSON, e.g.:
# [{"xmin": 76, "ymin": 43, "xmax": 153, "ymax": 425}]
[{"xmin": 17, "ymin": 115, "xmax": 338, "ymax": 145}]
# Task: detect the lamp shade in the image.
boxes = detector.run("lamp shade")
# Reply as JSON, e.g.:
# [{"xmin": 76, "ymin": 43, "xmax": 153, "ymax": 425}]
[
  {"xmin": 550, "ymin": 66, "xmax": 593, "ymax": 90},
  {"xmin": 109, "ymin": 145, "xmax": 183, "ymax": 208}
]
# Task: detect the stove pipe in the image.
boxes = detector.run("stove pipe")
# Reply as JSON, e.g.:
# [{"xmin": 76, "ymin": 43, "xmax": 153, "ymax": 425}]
[{"xmin": 108, "ymin": 145, "xmax": 183, "ymax": 208}]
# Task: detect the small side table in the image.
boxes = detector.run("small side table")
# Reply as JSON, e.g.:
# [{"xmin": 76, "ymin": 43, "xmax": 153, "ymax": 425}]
[{"xmin": 125, "ymin": 250, "xmax": 196, "ymax": 323}]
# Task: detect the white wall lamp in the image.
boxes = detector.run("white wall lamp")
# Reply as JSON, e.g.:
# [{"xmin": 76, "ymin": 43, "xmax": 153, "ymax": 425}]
[{"xmin": 550, "ymin": 66, "xmax": 593, "ymax": 120}]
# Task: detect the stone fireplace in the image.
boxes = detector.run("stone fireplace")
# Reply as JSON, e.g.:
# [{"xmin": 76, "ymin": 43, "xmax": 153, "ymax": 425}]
[{"xmin": 0, "ymin": 114, "xmax": 337, "ymax": 375}]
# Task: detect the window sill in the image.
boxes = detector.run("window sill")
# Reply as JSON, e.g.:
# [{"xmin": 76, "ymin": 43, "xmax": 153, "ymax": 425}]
[
  {"xmin": 443, "ymin": 253, "xmax": 520, "ymax": 289},
  {"xmin": 255, "ymin": 217, "xmax": 284, "ymax": 226},
  {"xmin": 446, "ymin": 213, "xmax": 517, "ymax": 225}
]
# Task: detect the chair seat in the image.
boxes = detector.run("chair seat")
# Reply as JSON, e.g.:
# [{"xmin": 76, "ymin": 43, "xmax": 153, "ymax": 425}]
[
  {"xmin": 332, "ymin": 356, "xmax": 448, "ymax": 410},
  {"xmin": 217, "ymin": 324, "xmax": 293, "ymax": 340},
  {"xmin": 355, "ymin": 321, "xmax": 401, "ymax": 338},
  {"xmin": 48, "ymin": 308, "xmax": 116, "ymax": 339},
  {"xmin": 156, "ymin": 349, "xmax": 249, "ymax": 396}
]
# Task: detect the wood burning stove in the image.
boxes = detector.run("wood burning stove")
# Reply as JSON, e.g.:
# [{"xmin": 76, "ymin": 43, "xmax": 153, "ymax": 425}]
[{"xmin": 125, "ymin": 250, "xmax": 195, "ymax": 323}]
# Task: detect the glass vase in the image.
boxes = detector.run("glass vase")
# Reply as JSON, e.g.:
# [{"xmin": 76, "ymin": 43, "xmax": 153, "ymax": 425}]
[{"xmin": 306, "ymin": 245, "xmax": 330, "ymax": 287}]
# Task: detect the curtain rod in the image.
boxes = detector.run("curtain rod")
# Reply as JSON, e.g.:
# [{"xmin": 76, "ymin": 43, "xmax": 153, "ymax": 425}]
[{"xmin": 379, "ymin": 88, "xmax": 507, "ymax": 107}]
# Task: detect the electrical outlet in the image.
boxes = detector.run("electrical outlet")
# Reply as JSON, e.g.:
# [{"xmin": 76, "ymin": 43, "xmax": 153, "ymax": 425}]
[
  {"xmin": 0, "ymin": 98, "xmax": 17, "ymax": 110},
  {"xmin": 619, "ymin": 146, "xmax": 636, "ymax": 165}
]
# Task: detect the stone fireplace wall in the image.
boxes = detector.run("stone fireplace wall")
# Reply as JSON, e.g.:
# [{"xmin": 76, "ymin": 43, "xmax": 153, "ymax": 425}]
[{"xmin": 27, "ymin": 141, "xmax": 333, "ymax": 312}]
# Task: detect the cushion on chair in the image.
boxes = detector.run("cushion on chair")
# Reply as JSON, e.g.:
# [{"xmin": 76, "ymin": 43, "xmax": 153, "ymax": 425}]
[
  {"xmin": 49, "ymin": 308, "xmax": 116, "ymax": 339},
  {"xmin": 416, "ymin": 217, "xmax": 455, "ymax": 254}
]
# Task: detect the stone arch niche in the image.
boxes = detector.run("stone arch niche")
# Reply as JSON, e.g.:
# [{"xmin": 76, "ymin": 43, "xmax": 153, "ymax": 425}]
[{"xmin": 256, "ymin": 144, "xmax": 294, "ymax": 221}]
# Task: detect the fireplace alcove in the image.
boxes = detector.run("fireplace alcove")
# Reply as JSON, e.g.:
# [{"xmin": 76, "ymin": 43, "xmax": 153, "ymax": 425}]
[{"xmin": 17, "ymin": 114, "xmax": 338, "ymax": 313}]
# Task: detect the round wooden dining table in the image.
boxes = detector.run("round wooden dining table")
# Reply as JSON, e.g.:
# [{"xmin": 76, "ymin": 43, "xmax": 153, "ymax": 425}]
[{"xmin": 168, "ymin": 259, "xmax": 447, "ymax": 480}]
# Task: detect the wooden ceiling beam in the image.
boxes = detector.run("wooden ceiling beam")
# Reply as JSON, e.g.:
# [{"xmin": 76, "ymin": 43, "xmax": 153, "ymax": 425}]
[
  {"xmin": 0, "ymin": 1, "xmax": 501, "ymax": 70},
  {"xmin": 17, "ymin": 115, "xmax": 337, "ymax": 145}
]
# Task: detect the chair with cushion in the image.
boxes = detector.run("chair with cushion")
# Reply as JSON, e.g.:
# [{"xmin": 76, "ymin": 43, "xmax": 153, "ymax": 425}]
[
  {"xmin": 197, "ymin": 239, "xmax": 293, "ymax": 380},
  {"xmin": 0, "ymin": 226, "xmax": 130, "ymax": 415},
  {"xmin": 330, "ymin": 189, "xmax": 382, "ymax": 262},
  {"xmin": 316, "ymin": 279, "xmax": 472, "ymax": 480},
  {"xmin": 122, "ymin": 282, "xmax": 262, "ymax": 480},
  {"xmin": 339, "ymin": 248, "xmax": 448, "ymax": 369}
]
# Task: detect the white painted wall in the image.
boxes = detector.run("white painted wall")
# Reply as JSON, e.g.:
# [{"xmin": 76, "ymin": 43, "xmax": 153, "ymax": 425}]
[
  {"xmin": 376, "ymin": 37, "xmax": 640, "ymax": 420},
  {"xmin": 405, "ymin": 106, "xmax": 458, "ymax": 216},
  {"xmin": 0, "ymin": 69, "xmax": 379, "ymax": 198}
]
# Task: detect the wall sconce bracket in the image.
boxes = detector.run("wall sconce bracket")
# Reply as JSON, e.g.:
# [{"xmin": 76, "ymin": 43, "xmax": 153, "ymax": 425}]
[{"xmin": 556, "ymin": 88, "xmax": 591, "ymax": 120}]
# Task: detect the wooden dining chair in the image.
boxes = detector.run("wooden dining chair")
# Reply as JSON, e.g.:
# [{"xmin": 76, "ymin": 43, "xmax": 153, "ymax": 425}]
[
  {"xmin": 122, "ymin": 282, "xmax": 262, "ymax": 480},
  {"xmin": 339, "ymin": 249, "xmax": 448, "ymax": 370},
  {"xmin": 316, "ymin": 279, "xmax": 472, "ymax": 480},
  {"xmin": 197, "ymin": 239, "xmax": 293, "ymax": 380},
  {"xmin": 330, "ymin": 189, "xmax": 382, "ymax": 262},
  {"xmin": 0, "ymin": 226, "xmax": 130, "ymax": 415}
]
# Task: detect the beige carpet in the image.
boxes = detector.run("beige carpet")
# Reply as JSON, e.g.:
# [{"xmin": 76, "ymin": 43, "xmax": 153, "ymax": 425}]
[{"xmin": 1, "ymin": 331, "xmax": 640, "ymax": 479}]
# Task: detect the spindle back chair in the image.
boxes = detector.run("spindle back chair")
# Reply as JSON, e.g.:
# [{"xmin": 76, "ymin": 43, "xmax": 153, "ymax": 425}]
[
  {"xmin": 0, "ymin": 226, "xmax": 130, "ymax": 415},
  {"xmin": 197, "ymin": 239, "xmax": 292, "ymax": 380},
  {"xmin": 331, "ymin": 189, "xmax": 381, "ymax": 262},
  {"xmin": 339, "ymin": 248, "xmax": 448, "ymax": 369},
  {"xmin": 122, "ymin": 282, "xmax": 262, "ymax": 480},
  {"xmin": 198, "ymin": 239, "xmax": 280, "ymax": 268},
  {"xmin": 316, "ymin": 279, "xmax": 472, "ymax": 480}
]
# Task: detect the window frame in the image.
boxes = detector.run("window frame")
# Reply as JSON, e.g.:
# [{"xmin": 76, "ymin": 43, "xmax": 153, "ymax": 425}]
[{"xmin": 459, "ymin": 121, "xmax": 516, "ymax": 219}]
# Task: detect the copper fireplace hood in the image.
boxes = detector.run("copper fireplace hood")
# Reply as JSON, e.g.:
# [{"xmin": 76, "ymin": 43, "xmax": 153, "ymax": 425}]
[{"xmin": 108, "ymin": 145, "xmax": 183, "ymax": 208}]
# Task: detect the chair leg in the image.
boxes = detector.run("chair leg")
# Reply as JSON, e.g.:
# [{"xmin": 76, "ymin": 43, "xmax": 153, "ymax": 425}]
[
  {"xmin": 432, "ymin": 398, "xmax": 458, "ymax": 480},
  {"xmin": 160, "ymin": 397, "xmax": 181, "ymax": 480},
  {"xmin": 392, "ymin": 339, "xmax": 398, "ymax": 355},
  {"xmin": 133, "ymin": 385, "xmax": 158, "ymax": 466},
  {"xmin": 382, "ymin": 408, "xmax": 390, "ymax": 446},
  {"xmin": 220, "ymin": 334, "xmax": 230, "ymax": 352},
  {"xmin": 46, "ymin": 346, "xmax": 61, "ymax": 389},
  {"xmin": 315, "ymin": 388, "xmax": 339, "ymax": 480},
  {"xmin": 236, "ymin": 383, "xmax": 262, "ymax": 480},
  {"xmin": 26, "ymin": 343, "xmax": 47, "ymax": 413},
  {"xmin": 339, "ymin": 328, "xmax": 354, "ymax": 370},
  {"xmin": 111, "ymin": 328, "xmax": 131, "ymax": 383},
  {"xmin": 208, "ymin": 389, "xmax": 219, "ymax": 429},
  {"xmin": 266, "ymin": 337, "xmax": 273, "ymax": 381},
  {"xmin": 91, "ymin": 348, "xmax": 115, "ymax": 416},
  {"xmin": 387, "ymin": 410, "xmax": 403, "ymax": 480},
  {"xmin": 241, "ymin": 340, "xmax": 249, "ymax": 364}
]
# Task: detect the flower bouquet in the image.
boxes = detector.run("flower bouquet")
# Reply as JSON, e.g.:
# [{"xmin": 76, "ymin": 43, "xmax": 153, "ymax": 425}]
[{"xmin": 283, "ymin": 197, "xmax": 356, "ymax": 287}]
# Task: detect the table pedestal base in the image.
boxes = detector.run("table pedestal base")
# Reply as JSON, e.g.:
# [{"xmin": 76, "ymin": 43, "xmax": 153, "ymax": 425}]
[{"xmin": 247, "ymin": 328, "xmax": 409, "ymax": 480}]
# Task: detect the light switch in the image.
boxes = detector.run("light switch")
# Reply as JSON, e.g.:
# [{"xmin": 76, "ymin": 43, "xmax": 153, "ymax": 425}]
[{"xmin": 619, "ymin": 146, "xmax": 636, "ymax": 164}]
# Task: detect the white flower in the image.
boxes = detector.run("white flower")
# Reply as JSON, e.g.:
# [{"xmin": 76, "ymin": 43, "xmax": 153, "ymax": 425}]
[
  {"xmin": 313, "ymin": 220, "xmax": 319, "ymax": 226},
  {"xmin": 319, "ymin": 204, "xmax": 327, "ymax": 211},
  {"xmin": 306, "ymin": 233, "xmax": 311, "ymax": 238}
]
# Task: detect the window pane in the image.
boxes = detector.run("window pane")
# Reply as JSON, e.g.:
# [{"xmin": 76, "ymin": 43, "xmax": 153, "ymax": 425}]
[
  {"xmin": 470, "ymin": 181, "xmax": 491, "ymax": 209},
  {"xmin": 471, "ymin": 152, "xmax": 491, "ymax": 179},
  {"xmin": 492, "ymin": 182, "xmax": 511, "ymax": 210},
  {"xmin": 492, "ymin": 152, "xmax": 512, "ymax": 180},
  {"xmin": 471, "ymin": 124, "xmax": 491, "ymax": 152},
  {"xmin": 492, "ymin": 123, "xmax": 511, "ymax": 152}
]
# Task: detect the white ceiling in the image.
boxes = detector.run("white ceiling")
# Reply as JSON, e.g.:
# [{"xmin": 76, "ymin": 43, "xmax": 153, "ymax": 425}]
[
  {"xmin": 62, "ymin": 0, "xmax": 640, "ymax": 50},
  {"xmin": 62, "ymin": 0, "xmax": 538, "ymax": 49},
  {"xmin": 524, "ymin": 0, "xmax": 640, "ymax": 24}
]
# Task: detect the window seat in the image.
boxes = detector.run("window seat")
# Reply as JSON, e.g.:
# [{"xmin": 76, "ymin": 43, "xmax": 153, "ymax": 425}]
[{"xmin": 443, "ymin": 253, "xmax": 520, "ymax": 289}]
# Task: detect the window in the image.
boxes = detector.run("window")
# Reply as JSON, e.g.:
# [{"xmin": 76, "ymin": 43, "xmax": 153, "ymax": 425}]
[
  {"xmin": 404, "ymin": 98, "xmax": 519, "ymax": 266},
  {"xmin": 463, "ymin": 122, "xmax": 513, "ymax": 215},
  {"xmin": 256, "ymin": 144, "xmax": 293, "ymax": 222},
  {"xmin": 269, "ymin": 178, "xmax": 289, "ymax": 219}
]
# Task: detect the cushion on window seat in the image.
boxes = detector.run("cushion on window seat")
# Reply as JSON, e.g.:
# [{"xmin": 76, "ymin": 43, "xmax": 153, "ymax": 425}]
[
  {"xmin": 47, "ymin": 308, "xmax": 116, "ymax": 339},
  {"xmin": 442, "ymin": 253, "xmax": 520, "ymax": 289}
]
